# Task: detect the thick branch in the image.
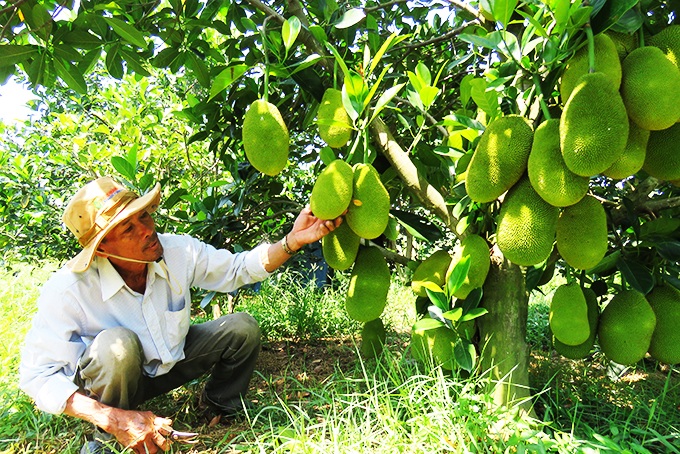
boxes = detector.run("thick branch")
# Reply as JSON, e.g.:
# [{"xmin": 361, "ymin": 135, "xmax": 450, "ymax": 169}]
[
  {"xmin": 610, "ymin": 194, "xmax": 680, "ymax": 226},
  {"xmin": 370, "ymin": 117, "xmax": 460, "ymax": 239},
  {"xmin": 447, "ymin": 0, "xmax": 486, "ymax": 23}
]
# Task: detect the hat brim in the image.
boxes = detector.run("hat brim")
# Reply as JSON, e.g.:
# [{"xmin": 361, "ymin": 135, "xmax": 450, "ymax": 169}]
[{"xmin": 65, "ymin": 183, "xmax": 162, "ymax": 273}]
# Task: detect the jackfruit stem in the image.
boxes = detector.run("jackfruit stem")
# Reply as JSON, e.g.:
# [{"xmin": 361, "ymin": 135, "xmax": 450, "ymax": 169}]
[
  {"xmin": 532, "ymin": 73, "xmax": 551, "ymax": 121},
  {"xmin": 585, "ymin": 23, "xmax": 595, "ymax": 73},
  {"xmin": 260, "ymin": 17, "xmax": 273, "ymax": 103}
]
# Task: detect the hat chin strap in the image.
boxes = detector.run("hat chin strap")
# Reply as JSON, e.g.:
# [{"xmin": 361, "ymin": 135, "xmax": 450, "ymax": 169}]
[
  {"xmin": 96, "ymin": 251, "xmax": 160, "ymax": 264},
  {"xmin": 97, "ymin": 251, "xmax": 183, "ymax": 296}
]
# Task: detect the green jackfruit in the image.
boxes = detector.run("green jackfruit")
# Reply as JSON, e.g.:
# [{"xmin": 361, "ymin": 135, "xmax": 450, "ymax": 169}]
[
  {"xmin": 346, "ymin": 163, "xmax": 390, "ymax": 239},
  {"xmin": 448, "ymin": 234, "xmax": 490, "ymax": 300},
  {"xmin": 361, "ymin": 318, "xmax": 386, "ymax": 359},
  {"xmin": 465, "ymin": 115, "xmax": 534, "ymax": 203},
  {"xmin": 317, "ymin": 88, "xmax": 353, "ymax": 148},
  {"xmin": 560, "ymin": 33, "xmax": 622, "ymax": 102},
  {"xmin": 553, "ymin": 288, "xmax": 600, "ymax": 360},
  {"xmin": 606, "ymin": 30, "xmax": 639, "ymax": 61},
  {"xmin": 648, "ymin": 24, "xmax": 680, "ymax": 68},
  {"xmin": 322, "ymin": 221, "xmax": 361, "ymax": 271},
  {"xmin": 528, "ymin": 119, "xmax": 589, "ymax": 207},
  {"xmin": 647, "ymin": 285, "xmax": 680, "ymax": 365},
  {"xmin": 411, "ymin": 322, "xmax": 458, "ymax": 370},
  {"xmin": 310, "ymin": 159, "xmax": 353, "ymax": 220},
  {"xmin": 345, "ymin": 247, "xmax": 390, "ymax": 322},
  {"xmin": 556, "ymin": 195, "xmax": 608, "ymax": 270},
  {"xmin": 243, "ymin": 100, "xmax": 289, "ymax": 176},
  {"xmin": 496, "ymin": 177, "xmax": 559, "ymax": 267},
  {"xmin": 621, "ymin": 46, "xmax": 680, "ymax": 131},
  {"xmin": 411, "ymin": 250, "xmax": 453, "ymax": 297},
  {"xmin": 550, "ymin": 282, "xmax": 590, "ymax": 346},
  {"xmin": 560, "ymin": 72, "xmax": 629, "ymax": 177},
  {"xmin": 598, "ymin": 289, "xmax": 656, "ymax": 365},
  {"xmin": 644, "ymin": 122, "xmax": 680, "ymax": 181},
  {"xmin": 603, "ymin": 118, "xmax": 649, "ymax": 180}
]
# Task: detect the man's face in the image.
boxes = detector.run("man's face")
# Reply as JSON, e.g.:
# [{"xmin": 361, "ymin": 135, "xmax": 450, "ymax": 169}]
[{"xmin": 98, "ymin": 210, "xmax": 164, "ymax": 263}]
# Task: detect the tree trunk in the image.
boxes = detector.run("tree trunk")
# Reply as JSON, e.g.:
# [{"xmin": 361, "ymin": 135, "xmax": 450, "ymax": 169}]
[{"xmin": 477, "ymin": 245, "xmax": 532, "ymax": 413}]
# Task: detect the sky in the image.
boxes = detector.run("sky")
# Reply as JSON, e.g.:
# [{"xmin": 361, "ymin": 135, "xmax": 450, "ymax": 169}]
[{"xmin": 0, "ymin": 76, "xmax": 38, "ymax": 125}]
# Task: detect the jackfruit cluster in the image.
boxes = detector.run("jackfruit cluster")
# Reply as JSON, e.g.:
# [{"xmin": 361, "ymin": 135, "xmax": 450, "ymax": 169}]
[{"xmin": 242, "ymin": 99, "xmax": 289, "ymax": 176}]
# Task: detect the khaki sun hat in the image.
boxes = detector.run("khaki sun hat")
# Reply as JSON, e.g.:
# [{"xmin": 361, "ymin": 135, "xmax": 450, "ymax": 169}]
[{"xmin": 62, "ymin": 177, "xmax": 161, "ymax": 273}]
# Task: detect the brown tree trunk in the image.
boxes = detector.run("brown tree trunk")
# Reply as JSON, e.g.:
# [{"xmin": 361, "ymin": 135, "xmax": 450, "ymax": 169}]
[{"xmin": 478, "ymin": 245, "xmax": 532, "ymax": 413}]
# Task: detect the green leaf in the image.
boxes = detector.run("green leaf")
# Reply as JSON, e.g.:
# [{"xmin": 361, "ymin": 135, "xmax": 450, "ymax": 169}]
[
  {"xmin": 657, "ymin": 240, "xmax": 680, "ymax": 262},
  {"xmin": 369, "ymin": 33, "xmax": 408, "ymax": 77},
  {"xmin": 0, "ymin": 45, "xmax": 39, "ymax": 66},
  {"xmin": 326, "ymin": 43, "xmax": 352, "ymax": 82},
  {"xmin": 164, "ymin": 188, "xmax": 188, "ymax": 210},
  {"xmin": 586, "ymin": 250, "xmax": 621, "ymax": 275},
  {"xmin": 415, "ymin": 62, "xmax": 432, "ymax": 86},
  {"xmin": 443, "ymin": 308, "xmax": 463, "ymax": 323},
  {"xmin": 309, "ymin": 25, "xmax": 328, "ymax": 44},
  {"xmin": 32, "ymin": 3, "xmax": 52, "ymax": 42},
  {"xmin": 152, "ymin": 47, "xmax": 181, "ymax": 68},
  {"xmin": 640, "ymin": 218, "xmax": 680, "ymax": 238},
  {"xmin": 391, "ymin": 210, "xmax": 443, "ymax": 242},
  {"xmin": 459, "ymin": 74, "xmax": 475, "ymax": 108},
  {"xmin": 617, "ymin": 259, "xmax": 654, "ymax": 295},
  {"xmin": 282, "ymin": 16, "xmax": 301, "ymax": 56},
  {"xmin": 383, "ymin": 215, "xmax": 398, "ymax": 241},
  {"xmin": 419, "ymin": 85, "xmax": 439, "ymax": 109},
  {"xmin": 412, "ymin": 317, "xmax": 446, "ymax": 332},
  {"xmin": 53, "ymin": 58, "xmax": 87, "ymax": 94},
  {"xmin": 209, "ymin": 64, "xmax": 249, "ymax": 101},
  {"xmin": 590, "ymin": 0, "xmax": 639, "ymax": 35},
  {"xmin": 454, "ymin": 337, "xmax": 475, "ymax": 372},
  {"xmin": 407, "ymin": 70, "xmax": 423, "ymax": 92},
  {"xmin": 370, "ymin": 82, "xmax": 405, "ymax": 123},
  {"xmin": 461, "ymin": 288, "xmax": 483, "ymax": 314},
  {"xmin": 335, "ymin": 8, "xmax": 365, "ymax": 29},
  {"xmin": 441, "ymin": 114, "xmax": 485, "ymax": 131},
  {"xmin": 53, "ymin": 44, "xmax": 82, "ymax": 63},
  {"xmin": 469, "ymin": 78, "xmax": 499, "ymax": 119},
  {"xmin": 550, "ymin": 0, "xmax": 571, "ymax": 35},
  {"xmin": 288, "ymin": 54, "xmax": 322, "ymax": 76},
  {"xmin": 460, "ymin": 307, "xmax": 488, "ymax": 322},
  {"xmin": 111, "ymin": 156, "xmax": 136, "ymax": 181},
  {"xmin": 119, "ymin": 48, "xmax": 151, "ymax": 77},
  {"xmin": 188, "ymin": 52, "xmax": 210, "ymax": 88},
  {"xmin": 104, "ymin": 17, "xmax": 147, "ymax": 48},
  {"xmin": 492, "ymin": 0, "xmax": 519, "ymax": 28},
  {"xmin": 319, "ymin": 147, "xmax": 336, "ymax": 166},
  {"xmin": 446, "ymin": 255, "xmax": 470, "ymax": 297},
  {"xmin": 426, "ymin": 287, "xmax": 449, "ymax": 314}
]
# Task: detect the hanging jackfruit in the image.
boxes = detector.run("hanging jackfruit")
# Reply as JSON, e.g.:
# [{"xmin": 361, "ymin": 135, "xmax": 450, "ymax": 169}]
[
  {"xmin": 556, "ymin": 195, "xmax": 608, "ymax": 270},
  {"xmin": 322, "ymin": 221, "xmax": 361, "ymax": 271},
  {"xmin": 345, "ymin": 247, "xmax": 390, "ymax": 323},
  {"xmin": 465, "ymin": 115, "xmax": 534, "ymax": 203},
  {"xmin": 550, "ymin": 282, "xmax": 590, "ymax": 346},
  {"xmin": 242, "ymin": 99, "xmax": 289, "ymax": 176},
  {"xmin": 646, "ymin": 285, "xmax": 680, "ymax": 365},
  {"xmin": 553, "ymin": 287, "xmax": 600, "ymax": 360},
  {"xmin": 621, "ymin": 46, "xmax": 680, "ymax": 131},
  {"xmin": 361, "ymin": 318, "xmax": 386, "ymax": 359},
  {"xmin": 597, "ymin": 289, "xmax": 656, "ymax": 365},
  {"xmin": 644, "ymin": 122, "xmax": 680, "ymax": 181},
  {"xmin": 411, "ymin": 250, "xmax": 452, "ymax": 297},
  {"xmin": 317, "ymin": 88, "xmax": 353, "ymax": 148},
  {"xmin": 448, "ymin": 234, "xmax": 490, "ymax": 300},
  {"xmin": 345, "ymin": 163, "xmax": 390, "ymax": 239},
  {"xmin": 560, "ymin": 33, "xmax": 622, "ymax": 102},
  {"xmin": 606, "ymin": 30, "xmax": 639, "ymax": 61},
  {"xmin": 310, "ymin": 159, "xmax": 353, "ymax": 220},
  {"xmin": 496, "ymin": 177, "xmax": 559, "ymax": 267},
  {"xmin": 528, "ymin": 119, "xmax": 589, "ymax": 207},
  {"xmin": 411, "ymin": 321, "xmax": 459, "ymax": 370},
  {"xmin": 648, "ymin": 24, "xmax": 680, "ymax": 68},
  {"xmin": 560, "ymin": 72, "xmax": 629, "ymax": 177},
  {"xmin": 603, "ymin": 118, "xmax": 649, "ymax": 180}
]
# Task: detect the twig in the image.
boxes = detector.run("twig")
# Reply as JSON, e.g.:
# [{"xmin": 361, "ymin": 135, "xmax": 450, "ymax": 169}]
[
  {"xmin": 394, "ymin": 96, "xmax": 448, "ymax": 138},
  {"xmin": 363, "ymin": 0, "xmax": 409, "ymax": 13},
  {"xmin": 394, "ymin": 20, "xmax": 480, "ymax": 51},
  {"xmin": 446, "ymin": 0, "xmax": 485, "ymax": 23}
]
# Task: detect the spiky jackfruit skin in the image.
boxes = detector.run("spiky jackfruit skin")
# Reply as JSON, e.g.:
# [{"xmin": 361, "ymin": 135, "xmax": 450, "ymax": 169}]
[
  {"xmin": 242, "ymin": 100, "xmax": 289, "ymax": 176},
  {"xmin": 448, "ymin": 234, "xmax": 490, "ymax": 300},
  {"xmin": 550, "ymin": 282, "xmax": 590, "ymax": 346},
  {"xmin": 345, "ymin": 247, "xmax": 390, "ymax": 322},
  {"xmin": 644, "ymin": 122, "xmax": 680, "ymax": 181},
  {"xmin": 411, "ymin": 250, "xmax": 453, "ymax": 297},
  {"xmin": 465, "ymin": 115, "xmax": 534, "ymax": 203},
  {"xmin": 496, "ymin": 177, "xmax": 559, "ymax": 267},
  {"xmin": 560, "ymin": 33, "xmax": 622, "ymax": 102},
  {"xmin": 621, "ymin": 46, "xmax": 680, "ymax": 131},
  {"xmin": 597, "ymin": 290, "xmax": 656, "ymax": 365},
  {"xmin": 646, "ymin": 285, "xmax": 680, "ymax": 365},
  {"xmin": 606, "ymin": 30, "xmax": 639, "ymax": 61},
  {"xmin": 411, "ymin": 323, "xmax": 459, "ymax": 370},
  {"xmin": 560, "ymin": 72, "xmax": 629, "ymax": 177},
  {"xmin": 346, "ymin": 163, "xmax": 390, "ymax": 239},
  {"xmin": 317, "ymin": 88, "xmax": 352, "ymax": 148},
  {"xmin": 361, "ymin": 318, "xmax": 386, "ymax": 359},
  {"xmin": 603, "ymin": 118, "xmax": 649, "ymax": 180},
  {"xmin": 528, "ymin": 119, "xmax": 589, "ymax": 207},
  {"xmin": 648, "ymin": 24, "xmax": 680, "ymax": 68},
  {"xmin": 322, "ymin": 221, "xmax": 360, "ymax": 271},
  {"xmin": 310, "ymin": 159, "xmax": 353, "ymax": 220},
  {"xmin": 556, "ymin": 195, "xmax": 608, "ymax": 270},
  {"xmin": 553, "ymin": 288, "xmax": 600, "ymax": 360}
]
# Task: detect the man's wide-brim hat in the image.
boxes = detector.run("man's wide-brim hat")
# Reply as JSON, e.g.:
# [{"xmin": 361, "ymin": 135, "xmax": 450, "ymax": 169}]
[{"xmin": 62, "ymin": 177, "xmax": 161, "ymax": 273}]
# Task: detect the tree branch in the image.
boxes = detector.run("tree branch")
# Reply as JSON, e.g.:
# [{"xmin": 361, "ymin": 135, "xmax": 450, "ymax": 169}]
[
  {"xmin": 394, "ymin": 20, "xmax": 480, "ymax": 51},
  {"xmin": 394, "ymin": 95, "xmax": 448, "ymax": 138},
  {"xmin": 446, "ymin": 0, "xmax": 486, "ymax": 23},
  {"xmin": 365, "ymin": 239, "xmax": 411, "ymax": 265},
  {"xmin": 363, "ymin": 0, "xmax": 409, "ymax": 13},
  {"xmin": 370, "ymin": 117, "xmax": 461, "ymax": 240}
]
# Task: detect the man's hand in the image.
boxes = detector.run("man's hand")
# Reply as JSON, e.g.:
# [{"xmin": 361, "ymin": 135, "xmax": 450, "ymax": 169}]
[
  {"xmin": 108, "ymin": 409, "xmax": 172, "ymax": 453},
  {"xmin": 287, "ymin": 206, "xmax": 343, "ymax": 251}
]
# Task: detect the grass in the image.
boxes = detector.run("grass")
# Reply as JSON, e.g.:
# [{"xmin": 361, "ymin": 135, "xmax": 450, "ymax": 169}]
[{"xmin": 1, "ymin": 262, "xmax": 679, "ymax": 453}]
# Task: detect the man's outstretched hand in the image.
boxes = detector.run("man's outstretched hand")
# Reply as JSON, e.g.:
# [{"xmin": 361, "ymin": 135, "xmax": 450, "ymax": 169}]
[
  {"xmin": 108, "ymin": 409, "xmax": 172, "ymax": 453},
  {"xmin": 288, "ymin": 205, "xmax": 343, "ymax": 251}
]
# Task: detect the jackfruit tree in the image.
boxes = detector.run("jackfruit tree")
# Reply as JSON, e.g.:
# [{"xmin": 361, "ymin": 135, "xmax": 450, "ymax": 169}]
[{"xmin": 5, "ymin": 0, "xmax": 680, "ymax": 418}]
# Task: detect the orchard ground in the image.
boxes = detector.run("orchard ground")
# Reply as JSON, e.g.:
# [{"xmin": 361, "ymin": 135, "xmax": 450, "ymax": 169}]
[{"xmin": 1, "ymin": 261, "xmax": 679, "ymax": 453}]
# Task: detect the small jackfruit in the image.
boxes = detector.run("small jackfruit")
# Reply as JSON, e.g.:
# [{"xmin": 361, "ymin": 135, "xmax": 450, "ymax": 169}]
[
  {"xmin": 411, "ymin": 323, "xmax": 459, "ymax": 370},
  {"xmin": 345, "ymin": 247, "xmax": 390, "ymax": 322},
  {"xmin": 448, "ymin": 234, "xmax": 490, "ymax": 300},
  {"xmin": 345, "ymin": 163, "xmax": 390, "ymax": 239},
  {"xmin": 621, "ymin": 46, "xmax": 680, "ymax": 131},
  {"xmin": 553, "ymin": 288, "xmax": 600, "ymax": 360},
  {"xmin": 322, "ymin": 221, "xmax": 361, "ymax": 271},
  {"xmin": 603, "ymin": 119, "xmax": 649, "ymax": 180},
  {"xmin": 528, "ymin": 119, "xmax": 589, "ymax": 207},
  {"xmin": 644, "ymin": 122, "xmax": 680, "ymax": 181},
  {"xmin": 556, "ymin": 195, "xmax": 608, "ymax": 270},
  {"xmin": 361, "ymin": 318, "xmax": 386, "ymax": 359},
  {"xmin": 648, "ymin": 24, "xmax": 680, "ymax": 68},
  {"xmin": 317, "ymin": 88, "xmax": 353, "ymax": 148},
  {"xmin": 597, "ymin": 289, "xmax": 656, "ymax": 365},
  {"xmin": 465, "ymin": 115, "xmax": 534, "ymax": 203},
  {"xmin": 646, "ymin": 285, "xmax": 680, "ymax": 365},
  {"xmin": 560, "ymin": 72, "xmax": 629, "ymax": 177},
  {"xmin": 310, "ymin": 159, "xmax": 353, "ymax": 220},
  {"xmin": 411, "ymin": 250, "xmax": 453, "ymax": 297},
  {"xmin": 496, "ymin": 177, "xmax": 559, "ymax": 267},
  {"xmin": 550, "ymin": 282, "xmax": 590, "ymax": 346},
  {"xmin": 560, "ymin": 33, "xmax": 622, "ymax": 102},
  {"xmin": 242, "ymin": 100, "xmax": 289, "ymax": 176}
]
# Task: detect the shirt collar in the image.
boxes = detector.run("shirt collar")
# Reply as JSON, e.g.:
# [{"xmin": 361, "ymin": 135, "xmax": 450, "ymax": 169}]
[{"xmin": 97, "ymin": 256, "xmax": 169, "ymax": 301}]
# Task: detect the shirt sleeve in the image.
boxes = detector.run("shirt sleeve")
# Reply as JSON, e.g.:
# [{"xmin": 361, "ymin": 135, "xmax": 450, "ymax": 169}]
[{"xmin": 19, "ymin": 278, "xmax": 87, "ymax": 415}]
